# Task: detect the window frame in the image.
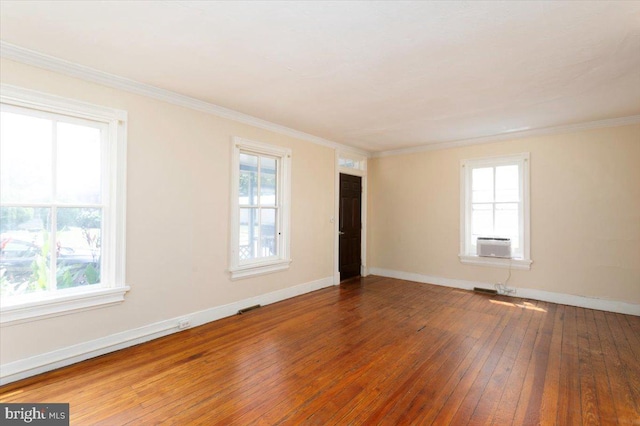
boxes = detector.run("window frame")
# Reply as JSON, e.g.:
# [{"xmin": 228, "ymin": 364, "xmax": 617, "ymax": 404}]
[
  {"xmin": 459, "ymin": 152, "xmax": 532, "ymax": 270},
  {"xmin": 0, "ymin": 84, "xmax": 128, "ymax": 324},
  {"xmin": 229, "ymin": 137, "xmax": 291, "ymax": 279}
]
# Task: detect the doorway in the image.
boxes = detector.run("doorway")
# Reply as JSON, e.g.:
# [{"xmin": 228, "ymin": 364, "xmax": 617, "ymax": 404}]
[{"xmin": 339, "ymin": 173, "xmax": 362, "ymax": 281}]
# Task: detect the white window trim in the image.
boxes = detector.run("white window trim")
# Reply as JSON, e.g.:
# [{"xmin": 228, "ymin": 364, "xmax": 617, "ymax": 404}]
[
  {"xmin": 0, "ymin": 84, "xmax": 129, "ymax": 325},
  {"xmin": 229, "ymin": 137, "xmax": 292, "ymax": 279},
  {"xmin": 459, "ymin": 152, "xmax": 532, "ymax": 270}
]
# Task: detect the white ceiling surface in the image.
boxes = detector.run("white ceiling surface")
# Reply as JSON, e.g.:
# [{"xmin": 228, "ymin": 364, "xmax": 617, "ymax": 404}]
[{"xmin": 1, "ymin": 1, "xmax": 639, "ymax": 153}]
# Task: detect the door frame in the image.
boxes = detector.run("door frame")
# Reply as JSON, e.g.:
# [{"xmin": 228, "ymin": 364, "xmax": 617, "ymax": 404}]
[{"xmin": 334, "ymin": 151, "xmax": 368, "ymax": 284}]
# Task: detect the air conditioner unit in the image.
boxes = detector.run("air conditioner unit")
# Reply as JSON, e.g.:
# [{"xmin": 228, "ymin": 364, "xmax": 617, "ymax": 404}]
[{"xmin": 477, "ymin": 237, "xmax": 511, "ymax": 258}]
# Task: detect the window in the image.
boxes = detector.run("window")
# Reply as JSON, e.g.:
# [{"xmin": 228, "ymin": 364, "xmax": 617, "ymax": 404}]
[
  {"xmin": 0, "ymin": 85, "xmax": 128, "ymax": 323},
  {"xmin": 229, "ymin": 137, "xmax": 291, "ymax": 279},
  {"xmin": 338, "ymin": 152, "xmax": 366, "ymax": 172},
  {"xmin": 459, "ymin": 153, "xmax": 531, "ymax": 269}
]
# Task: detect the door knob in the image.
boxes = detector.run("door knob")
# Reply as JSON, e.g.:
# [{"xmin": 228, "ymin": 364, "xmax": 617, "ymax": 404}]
[{"xmin": 338, "ymin": 231, "xmax": 345, "ymax": 235}]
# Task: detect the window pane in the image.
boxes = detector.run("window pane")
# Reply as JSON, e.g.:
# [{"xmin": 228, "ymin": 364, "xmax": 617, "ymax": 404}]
[
  {"xmin": 260, "ymin": 157, "xmax": 277, "ymax": 206},
  {"xmin": 339, "ymin": 158, "xmax": 357, "ymax": 168},
  {"xmin": 56, "ymin": 208, "xmax": 102, "ymax": 289},
  {"xmin": 260, "ymin": 208, "xmax": 277, "ymax": 257},
  {"xmin": 471, "ymin": 203, "xmax": 493, "ymax": 238},
  {"xmin": 239, "ymin": 207, "xmax": 258, "ymax": 261},
  {"xmin": 0, "ymin": 207, "xmax": 51, "ymax": 297},
  {"xmin": 510, "ymin": 235, "xmax": 520, "ymax": 252},
  {"xmin": 495, "ymin": 203, "xmax": 519, "ymax": 246},
  {"xmin": 56, "ymin": 122, "xmax": 102, "ymax": 204},
  {"xmin": 0, "ymin": 111, "xmax": 53, "ymax": 203},
  {"xmin": 239, "ymin": 153, "xmax": 258, "ymax": 206},
  {"xmin": 495, "ymin": 165, "xmax": 519, "ymax": 202},
  {"xmin": 239, "ymin": 208, "xmax": 249, "ymax": 247},
  {"xmin": 472, "ymin": 167, "xmax": 493, "ymax": 202}
]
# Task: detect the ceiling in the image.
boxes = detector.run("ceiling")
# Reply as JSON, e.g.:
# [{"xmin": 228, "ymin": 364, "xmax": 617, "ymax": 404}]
[{"xmin": 1, "ymin": 1, "xmax": 639, "ymax": 153}]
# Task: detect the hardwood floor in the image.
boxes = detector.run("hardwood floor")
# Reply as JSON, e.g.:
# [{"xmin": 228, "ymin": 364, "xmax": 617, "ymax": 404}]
[{"xmin": 1, "ymin": 276, "xmax": 639, "ymax": 425}]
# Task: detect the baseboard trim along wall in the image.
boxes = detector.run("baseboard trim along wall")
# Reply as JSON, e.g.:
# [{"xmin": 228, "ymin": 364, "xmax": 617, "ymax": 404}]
[
  {"xmin": 0, "ymin": 276, "xmax": 334, "ymax": 386},
  {"xmin": 369, "ymin": 267, "xmax": 640, "ymax": 317},
  {"xmin": 4, "ymin": 270, "xmax": 637, "ymax": 385}
]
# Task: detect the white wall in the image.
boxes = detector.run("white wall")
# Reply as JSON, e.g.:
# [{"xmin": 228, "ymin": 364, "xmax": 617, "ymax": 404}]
[
  {"xmin": 369, "ymin": 124, "xmax": 640, "ymax": 307},
  {"xmin": 0, "ymin": 58, "xmax": 336, "ymax": 365}
]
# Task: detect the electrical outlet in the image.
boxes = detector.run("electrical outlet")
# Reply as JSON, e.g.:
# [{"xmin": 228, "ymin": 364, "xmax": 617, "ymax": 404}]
[{"xmin": 178, "ymin": 319, "xmax": 190, "ymax": 330}]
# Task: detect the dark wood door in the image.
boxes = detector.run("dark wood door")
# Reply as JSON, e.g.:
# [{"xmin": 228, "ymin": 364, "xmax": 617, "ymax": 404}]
[{"xmin": 339, "ymin": 173, "xmax": 362, "ymax": 281}]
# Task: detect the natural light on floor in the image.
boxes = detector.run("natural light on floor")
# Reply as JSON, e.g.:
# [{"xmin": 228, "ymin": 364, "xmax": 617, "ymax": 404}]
[{"xmin": 489, "ymin": 299, "xmax": 547, "ymax": 312}]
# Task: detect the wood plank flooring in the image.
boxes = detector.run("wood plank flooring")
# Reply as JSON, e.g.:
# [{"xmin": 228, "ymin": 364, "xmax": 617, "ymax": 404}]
[{"xmin": 1, "ymin": 276, "xmax": 639, "ymax": 425}]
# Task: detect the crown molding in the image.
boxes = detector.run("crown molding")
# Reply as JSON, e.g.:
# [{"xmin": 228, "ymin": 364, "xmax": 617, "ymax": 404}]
[
  {"xmin": 0, "ymin": 41, "xmax": 370, "ymax": 158},
  {"xmin": 372, "ymin": 114, "xmax": 640, "ymax": 158},
  {"xmin": 2, "ymin": 41, "xmax": 637, "ymax": 159}
]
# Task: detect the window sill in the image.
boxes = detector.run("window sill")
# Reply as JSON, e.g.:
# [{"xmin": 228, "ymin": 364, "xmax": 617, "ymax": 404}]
[
  {"xmin": 230, "ymin": 259, "xmax": 292, "ymax": 280},
  {"xmin": 459, "ymin": 254, "xmax": 532, "ymax": 270},
  {"xmin": 0, "ymin": 286, "xmax": 130, "ymax": 326}
]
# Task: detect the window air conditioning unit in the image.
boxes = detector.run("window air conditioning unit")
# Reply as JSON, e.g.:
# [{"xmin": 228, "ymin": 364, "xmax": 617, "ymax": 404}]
[{"xmin": 477, "ymin": 237, "xmax": 511, "ymax": 258}]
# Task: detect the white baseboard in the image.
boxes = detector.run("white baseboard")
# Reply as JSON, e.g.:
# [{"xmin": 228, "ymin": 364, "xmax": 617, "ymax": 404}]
[
  {"xmin": 0, "ymin": 276, "xmax": 334, "ymax": 385},
  {"xmin": 369, "ymin": 268, "xmax": 640, "ymax": 316}
]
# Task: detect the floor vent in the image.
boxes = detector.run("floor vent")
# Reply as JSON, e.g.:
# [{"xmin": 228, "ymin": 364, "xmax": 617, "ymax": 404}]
[
  {"xmin": 238, "ymin": 304, "xmax": 261, "ymax": 315},
  {"xmin": 473, "ymin": 287, "xmax": 498, "ymax": 295}
]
